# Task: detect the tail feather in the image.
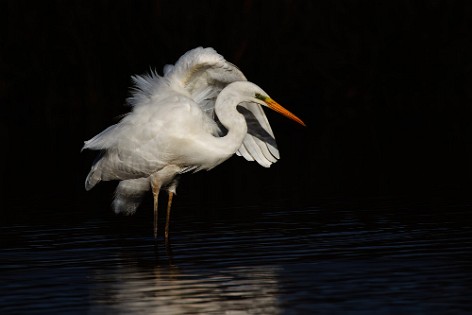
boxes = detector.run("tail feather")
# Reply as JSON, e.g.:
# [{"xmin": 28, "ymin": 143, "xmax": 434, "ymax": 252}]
[
  {"xmin": 85, "ymin": 169, "xmax": 101, "ymax": 191},
  {"xmin": 112, "ymin": 178, "xmax": 150, "ymax": 215},
  {"xmin": 85, "ymin": 154, "xmax": 103, "ymax": 191}
]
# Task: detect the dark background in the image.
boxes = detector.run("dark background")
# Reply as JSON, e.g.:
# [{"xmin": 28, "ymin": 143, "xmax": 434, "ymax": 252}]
[{"xmin": 1, "ymin": 0, "xmax": 471, "ymax": 220}]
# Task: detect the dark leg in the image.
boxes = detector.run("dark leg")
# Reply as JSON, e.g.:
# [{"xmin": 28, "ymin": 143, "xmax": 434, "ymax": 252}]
[
  {"xmin": 165, "ymin": 191, "xmax": 174, "ymax": 240},
  {"xmin": 151, "ymin": 178, "xmax": 160, "ymax": 239}
]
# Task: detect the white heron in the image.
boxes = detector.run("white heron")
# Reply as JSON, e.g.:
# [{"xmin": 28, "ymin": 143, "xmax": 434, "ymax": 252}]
[{"xmin": 83, "ymin": 47, "xmax": 305, "ymax": 239}]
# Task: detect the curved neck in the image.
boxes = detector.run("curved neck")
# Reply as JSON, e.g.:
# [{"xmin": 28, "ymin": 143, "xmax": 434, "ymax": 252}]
[{"xmin": 212, "ymin": 87, "xmax": 248, "ymax": 156}]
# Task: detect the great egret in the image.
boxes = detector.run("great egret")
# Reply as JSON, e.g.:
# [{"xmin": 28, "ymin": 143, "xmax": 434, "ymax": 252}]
[{"xmin": 83, "ymin": 47, "xmax": 305, "ymax": 239}]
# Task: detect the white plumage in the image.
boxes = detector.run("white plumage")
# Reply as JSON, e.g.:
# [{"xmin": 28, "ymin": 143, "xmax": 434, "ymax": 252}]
[{"xmin": 83, "ymin": 47, "xmax": 305, "ymax": 239}]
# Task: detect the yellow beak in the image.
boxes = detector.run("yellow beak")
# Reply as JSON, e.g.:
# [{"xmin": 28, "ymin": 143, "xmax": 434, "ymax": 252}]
[{"xmin": 265, "ymin": 98, "xmax": 306, "ymax": 127}]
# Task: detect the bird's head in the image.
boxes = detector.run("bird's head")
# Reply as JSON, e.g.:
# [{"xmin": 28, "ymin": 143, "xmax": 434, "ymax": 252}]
[
  {"xmin": 253, "ymin": 92, "xmax": 306, "ymax": 127},
  {"xmin": 224, "ymin": 81, "xmax": 306, "ymax": 126}
]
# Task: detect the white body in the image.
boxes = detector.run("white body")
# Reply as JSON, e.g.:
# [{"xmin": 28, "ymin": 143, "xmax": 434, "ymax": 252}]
[{"xmin": 83, "ymin": 47, "xmax": 281, "ymax": 214}]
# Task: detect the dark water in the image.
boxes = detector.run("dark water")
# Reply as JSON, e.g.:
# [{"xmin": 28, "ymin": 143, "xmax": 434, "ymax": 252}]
[{"xmin": 1, "ymin": 201, "xmax": 471, "ymax": 314}]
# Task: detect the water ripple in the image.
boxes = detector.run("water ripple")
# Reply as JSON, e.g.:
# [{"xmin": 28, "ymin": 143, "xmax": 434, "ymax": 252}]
[{"xmin": 1, "ymin": 203, "xmax": 471, "ymax": 314}]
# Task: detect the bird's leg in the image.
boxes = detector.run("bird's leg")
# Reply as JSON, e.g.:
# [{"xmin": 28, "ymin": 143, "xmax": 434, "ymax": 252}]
[
  {"xmin": 151, "ymin": 178, "xmax": 161, "ymax": 239},
  {"xmin": 165, "ymin": 191, "xmax": 174, "ymax": 240}
]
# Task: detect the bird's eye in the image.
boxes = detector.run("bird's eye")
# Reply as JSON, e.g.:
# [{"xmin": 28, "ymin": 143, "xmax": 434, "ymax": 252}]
[{"xmin": 255, "ymin": 93, "xmax": 266, "ymax": 101}]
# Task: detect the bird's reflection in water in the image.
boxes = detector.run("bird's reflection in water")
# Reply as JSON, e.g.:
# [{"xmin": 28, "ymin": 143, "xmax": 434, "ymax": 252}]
[{"xmin": 91, "ymin": 247, "xmax": 281, "ymax": 315}]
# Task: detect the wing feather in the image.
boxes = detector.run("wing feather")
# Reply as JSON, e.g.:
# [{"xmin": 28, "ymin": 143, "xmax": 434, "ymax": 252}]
[
  {"xmin": 166, "ymin": 47, "xmax": 280, "ymax": 167},
  {"xmin": 237, "ymin": 104, "xmax": 280, "ymax": 165},
  {"xmin": 236, "ymin": 141, "xmax": 255, "ymax": 161}
]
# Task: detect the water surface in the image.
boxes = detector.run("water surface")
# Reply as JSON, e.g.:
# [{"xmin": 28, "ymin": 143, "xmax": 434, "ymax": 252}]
[{"xmin": 1, "ymin": 202, "xmax": 471, "ymax": 314}]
